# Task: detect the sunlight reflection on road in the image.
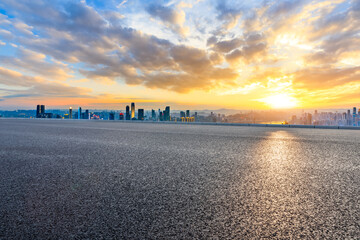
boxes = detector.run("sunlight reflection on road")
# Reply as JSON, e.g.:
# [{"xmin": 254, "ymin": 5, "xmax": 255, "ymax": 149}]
[{"xmin": 243, "ymin": 130, "xmax": 316, "ymax": 237}]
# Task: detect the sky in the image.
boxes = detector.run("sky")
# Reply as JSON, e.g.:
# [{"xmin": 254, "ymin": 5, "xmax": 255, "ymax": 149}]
[{"xmin": 0, "ymin": 0, "xmax": 359, "ymax": 110}]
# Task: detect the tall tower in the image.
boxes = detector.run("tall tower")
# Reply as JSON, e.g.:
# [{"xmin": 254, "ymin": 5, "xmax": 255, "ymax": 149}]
[
  {"xmin": 138, "ymin": 109, "xmax": 144, "ymax": 120},
  {"xmin": 353, "ymin": 107, "xmax": 357, "ymax": 127},
  {"xmin": 41, "ymin": 105, "xmax": 45, "ymax": 115},
  {"xmin": 78, "ymin": 107, "xmax": 82, "ymax": 119},
  {"xmin": 36, "ymin": 105, "xmax": 41, "ymax": 118},
  {"xmin": 126, "ymin": 105, "xmax": 130, "ymax": 120},
  {"xmin": 151, "ymin": 109, "xmax": 156, "ymax": 121},
  {"xmin": 85, "ymin": 109, "xmax": 89, "ymax": 120},
  {"xmin": 69, "ymin": 107, "xmax": 73, "ymax": 119},
  {"xmin": 165, "ymin": 106, "xmax": 170, "ymax": 121},
  {"xmin": 36, "ymin": 105, "xmax": 45, "ymax": 118},
  {"xmin": 131, "ymin": 102, "xmax": 135, "ymax": 119}
]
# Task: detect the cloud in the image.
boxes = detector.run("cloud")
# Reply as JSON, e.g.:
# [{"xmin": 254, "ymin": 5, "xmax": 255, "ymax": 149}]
[
  {"xmin": 117, "ymin": 0, "xmax": 128, "ymax": 8},
  {"xmin": 0, "ymin": 0, "xmax": 359, "ymax": 109},
  {"xmin": 0, "ymin": 47, "xmax": 73, "ymax": 81},
  {"xmin": 208, "ymin": 37, "xmax": 244, "ymax": 53},
  {"xmin": 0, "ymin": 67, "xmax": 91, "ymax": 98},
  {"xmin": 293, "ymin": 66, "xmax": 360, "ymax": 89},
  {"xmin": 215, "ymin": 0, "xmax": 242, "ymax": 30},
  {"xmin": 146, "ymin": 3, "xmax": 189, "ymax": 37}
]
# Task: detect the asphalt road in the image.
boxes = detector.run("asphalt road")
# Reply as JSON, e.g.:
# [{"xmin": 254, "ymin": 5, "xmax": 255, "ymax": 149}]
[{"xmin": 0, "ymin": 119, "xmax": 359, "ymax": 239}]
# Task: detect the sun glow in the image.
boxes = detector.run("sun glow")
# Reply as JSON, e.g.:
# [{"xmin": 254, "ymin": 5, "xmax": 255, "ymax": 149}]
[{"xmin": 260, "ymin": 94, "xmax": 298, "ymax": 109}]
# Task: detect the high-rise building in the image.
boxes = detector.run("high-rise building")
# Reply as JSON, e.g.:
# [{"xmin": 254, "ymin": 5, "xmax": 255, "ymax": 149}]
[
  {"xmin": 109, "ymin": 112, "xmax": 115, "ymax": 120},
  {"xmin": 307, "ymin": 113, "xmax": 312, "ymax": 125},
  {"xmin": 180, "ymin": 111, "xmax": 185, "ymax": 118},
  {"xmin": 164, "ymin": 106, "xmax": 170, "ymax": 121},
  {"xmin": 36, "ymin": 105, "xmax": 41, "ymax": 117},
  {"xmin": 36, "ymin": 105, "xmax": 46, "ymax": 118},
  {"xmin": 126, "ymin": 105, "xmax": 130, "ymax": 120},
  {"xmin": 85, "ymin": 109, "xmax": 89, "ymax": 120},
  {"xmin": 138, "ymin": 109, "xmax": 144, "ymax": 120},
  {"xmin": 78, "ymin": 107, "xmax": 82, "ymax": 119},
  {"xmin": 36, "ymin": 105, "xmax": 41, "ymax": 118},
  {"xmin": 41, "ymin": 105, "xmax": 45, "ymax": 115},
  {"xmin": 353, "ymin": 107, "xmax": 357, "ymax": 126},
  {"xmin": 151, "ymin": 109, "xmax": 156, "ymax": 121},
  {"xmin": 131, "ymin": 102, "xmax": 135, "ymax": 119},
  {"xmin": 69, "ymin": 107, "xmax": 73, "ymax": 119},
  {"xmin": 186, "ymin": 110, "xmax": 190, "ymax": 118},
  {"xmin": 119, "ymin": 113, "xmax": 124, "ymax": 120}
]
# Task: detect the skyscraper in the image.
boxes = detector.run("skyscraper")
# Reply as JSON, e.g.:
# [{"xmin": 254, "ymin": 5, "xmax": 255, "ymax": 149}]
[
  {"xmin": 119, "ymin": 113, "xmax": 124, "ymax": 120},
  {"xmin": 78, "ymin": 107, "xmax": 82, "ymax": 119},
  {"xmin": 36, "ymin": 105, "xmax": 45, "ymax": 118},
  {"xmin": 138, "ymin": 109, "xmax": 144, "ymax": 120},
  {"xmin": 180, "ymin": 111, "xmax": 185, "ymax": 118},
  {"xmin": 126, "ymin": 105, "xmax": 130, "ymax": 120},
  {"xmin": 69, "ymin": 107, "xmax": 73, "ymax": 119},
  {"xmin": 131, "ymin": 102, "xmax": 135, "ymax": 119},
  {"xmin": 186, "ymin": 110, "xmax": 190, "ymax": 118},
  {"xmin": 36, "ymin": 105, "xmax": 41, "ymax": 117},
  {"xmin": 151, "ymin": 109, "xmax": 156, "ymax": 121},
  {"xmin": 164, "ymin": 106, "xmax": 170, "ymax": 121},
  {"xmin": 109, "ymin": 112, "xmax": 115, "ymax": 120},
  {"xmin": 353, "ymin": 107, "xmax": 357, "ymax": 127},
  {"xmin": 85, "ymin": 109, "xmax": 89, "ymax": 120},
  {"xmin": 41, "ymin": 105, "xmax": 45, "ymax": 115}
]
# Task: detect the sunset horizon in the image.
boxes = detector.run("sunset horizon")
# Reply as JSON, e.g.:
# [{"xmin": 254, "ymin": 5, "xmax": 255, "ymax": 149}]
[
  {"xmin": 1, "ymin": 0, "xmax": 359, "ymax": 110},
  {"xmin": 1, "ymin": 1, "xmax": 360, "ymax": 238}
]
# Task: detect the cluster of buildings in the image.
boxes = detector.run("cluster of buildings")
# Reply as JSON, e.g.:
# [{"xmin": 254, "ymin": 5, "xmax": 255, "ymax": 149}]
[
  {"xmin": 32, "ymin": 104, "xmax": 360, "ymax": 127},
  {"xmin": 290, "ymin": 107, "xmax": 360, "ymax": 126},
  {"xmin": 36, "ymin": 105, "xmax": 53, "ymax": 118},
  {"xmin": 35, "ymin": 103, "xmax": 200, "ymax": 122}
]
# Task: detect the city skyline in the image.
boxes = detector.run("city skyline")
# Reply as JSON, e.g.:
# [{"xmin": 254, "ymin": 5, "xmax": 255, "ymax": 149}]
[
  {"xmin": 13, "ymin": 103, "xmax": 356, "ymax": 127},
  {"xmin": 0, "ymin": 0, "xmax": 360, "ymax": 110}
]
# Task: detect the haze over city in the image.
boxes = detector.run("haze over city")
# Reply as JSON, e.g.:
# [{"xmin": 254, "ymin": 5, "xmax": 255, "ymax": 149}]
[{"xmin": 0, "ymin": 0, "xmax": 359, "ymax": 110}]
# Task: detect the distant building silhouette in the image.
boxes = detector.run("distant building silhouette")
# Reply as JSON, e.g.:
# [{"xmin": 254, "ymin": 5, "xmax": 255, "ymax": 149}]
[
  {"xmin": 164, "ymin": 106, "xmax": 170, "ymax": 121},
  {"xmin": 36, "ymin": 105, "xmax": 45, "ymax": 118},
  {"xmin": 131, "ymin": 102, "xmax": 135, "ymax": 119},
  {"xmin": 347, "ymin": 110, "xmax": 351, "ymax": 126},
  {"xmin": 119, "ymin": 112, "xmax": 124, "ymax": 120},
  {"xmin": 109, "ymin": 112, "xmax": 115, "ymax": 120},
  {"xmin": 35, "ymin": 105, "xmax": 53, "ymax": 118},
  {"xmin": 180, "ymin": 111, "xmax": 185, "ymax": 118},
  {"xmin": 85, "ymin": 109, "xmax": 89, "ymax": 120},
  {"xmin": 69, "ymin": 107, "xmax": 73, "ymax": 119},
  {"xmin": 78, "ymin": 107, "xmax": 82, "ymax": 119},
  {"xmin": 151, "ymin": 109, "xmax": 156, "ymax": 121},
  {"xmin": 126, "ymin": 105, "xmax": 130, "ymax": 120},
  {"xmin": 353, "ymin": 107, "xmax": 357, "ymax": 126},
  {"xmin": 138, "ymin": 109, "xmax": 144, "ymax": 120}
]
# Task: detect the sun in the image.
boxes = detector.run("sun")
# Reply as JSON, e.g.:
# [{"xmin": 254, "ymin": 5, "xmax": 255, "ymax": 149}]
[{"xmin": 260, "ymin": 94, "xmax": 298, "ymax": 109}]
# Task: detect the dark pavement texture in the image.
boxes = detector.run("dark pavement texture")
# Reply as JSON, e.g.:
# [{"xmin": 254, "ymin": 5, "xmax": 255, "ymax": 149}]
[{"xmin": 0, "ymin": 119, "xmax": 359, "ymax": 239}]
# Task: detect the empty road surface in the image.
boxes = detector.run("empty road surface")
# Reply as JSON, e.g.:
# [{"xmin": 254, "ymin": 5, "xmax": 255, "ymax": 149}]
[{"xmin": 0, "ymin": 119, "xmax": 359, "ymax": 239}]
